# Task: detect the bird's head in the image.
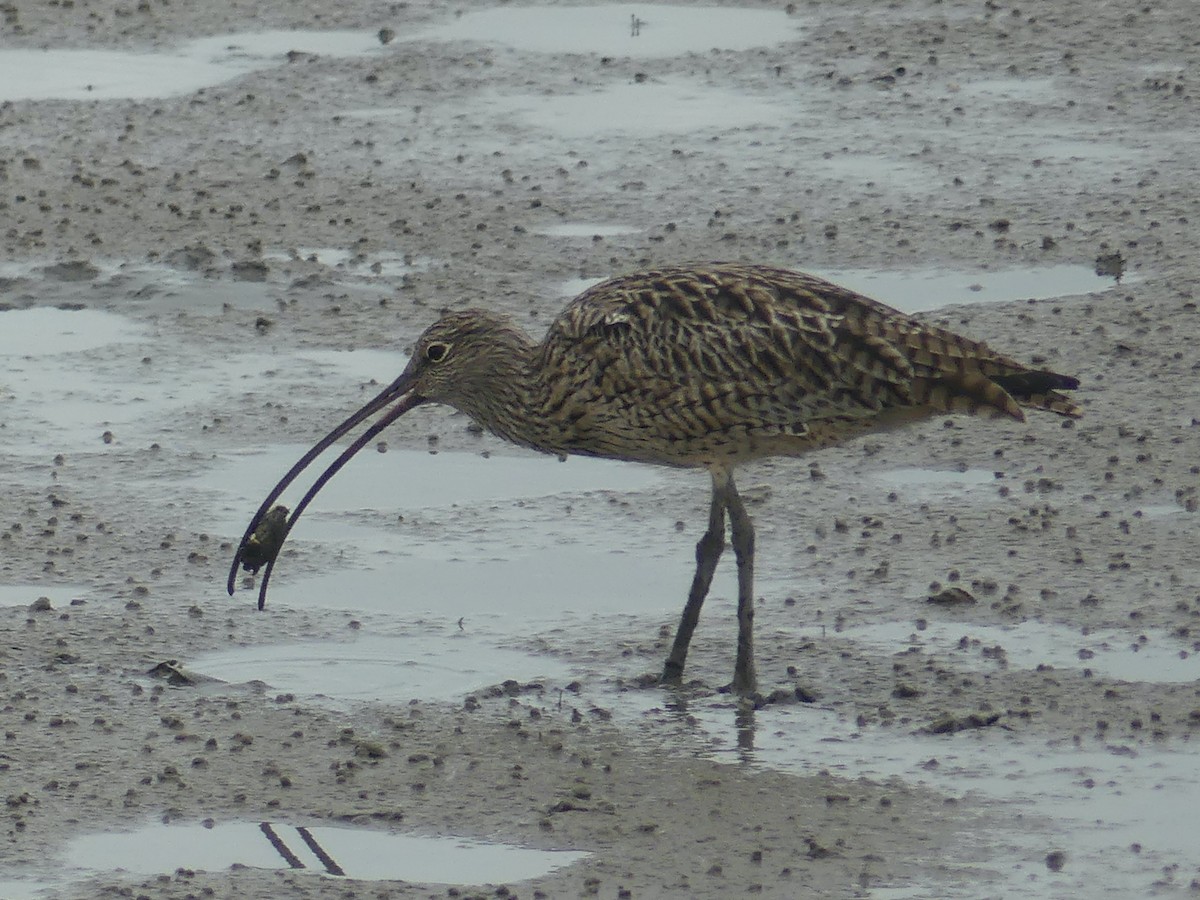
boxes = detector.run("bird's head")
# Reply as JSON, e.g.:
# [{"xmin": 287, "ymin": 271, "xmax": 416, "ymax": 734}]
[
  {"xmin": 227, "ymin": 308, "xmax": 531, "ymax": 608},
  {"xmin": 401, "ymin": 309, "xmax": 528, "ymax": 408}
]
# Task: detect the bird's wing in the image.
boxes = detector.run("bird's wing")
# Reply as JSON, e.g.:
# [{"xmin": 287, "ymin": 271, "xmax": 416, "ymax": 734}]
[
  {"xmin": 544, "ymin": 263, "xmax": 1076, "ymax": 430},
  {"xmin": 788, "ymin": 265, "xmax": 1081, "ymax": 417}
]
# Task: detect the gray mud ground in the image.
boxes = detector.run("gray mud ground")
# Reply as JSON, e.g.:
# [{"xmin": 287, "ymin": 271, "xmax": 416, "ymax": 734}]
[{"xmin": 2, "ymin": 0, "xmax": 1200, "ymax": 897}]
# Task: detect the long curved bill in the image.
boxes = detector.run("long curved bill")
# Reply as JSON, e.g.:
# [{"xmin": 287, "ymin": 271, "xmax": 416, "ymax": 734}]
[{"xmin": 227, "ymin": 371, "xmax": 427, "ymax": 609}]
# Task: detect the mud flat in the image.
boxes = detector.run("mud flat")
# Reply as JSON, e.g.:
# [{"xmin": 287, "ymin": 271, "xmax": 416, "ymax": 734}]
[{"xmin": 2, "ymin": 0, "xmax": 1199, "ymax": 897}]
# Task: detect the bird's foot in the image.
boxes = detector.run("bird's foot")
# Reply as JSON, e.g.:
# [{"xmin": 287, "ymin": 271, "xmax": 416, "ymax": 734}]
[
  {"xmin": 659, "ymin": 658, "xmax": 685, "ymax": 686},
  {"xmin": 717, "ymin": 680, "xmax": 766, "ymax": 707}
]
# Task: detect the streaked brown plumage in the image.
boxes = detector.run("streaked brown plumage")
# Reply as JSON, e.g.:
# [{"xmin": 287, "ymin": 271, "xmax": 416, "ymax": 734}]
[{"xmin": 230, "ymin": 263, "xmax": 1080, "ymax": 695}]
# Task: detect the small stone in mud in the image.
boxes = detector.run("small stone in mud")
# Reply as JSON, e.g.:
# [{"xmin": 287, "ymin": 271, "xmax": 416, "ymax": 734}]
[
  {"xmin": 148, "ymin": 660, "xmax": 192, "ymax": 685},
  {"xmin": 1045, "ymin": 850, "xmax": 1066, "ymax": 871},
  {"xmin": 1094, "ymin": 251, "xmax": 1126, "ymax": 279},
  {"xmin": 233, "ymin": 260, "xmax": 269, "ymax": 281},
  {"xmin": 805, "ymin": 838, "xmax": 835, "ymax": 859},
  {"xmin": 41, "ymin": 260, "xmax": 100, "ymax": 281},
  {"xmin": 922, "ymin": 712, "xmax": 1002, "ymax": 734},
  {"xmin": 28, "ymin": 597, "xmax": 52, "ymax": 612},
  {"xmin": 237, "ymin": 505, "xmax": 289, "ymax": 573},
  {"xmin": 928, "ymin": 587, "xmax": 976, "ymax": 606},
  {"xmin": 353, "ymin": 740, "xmax": 387, "ymax": 759},
  {"xmin": 165, "ymin": 243, "xmax": 216, "ymax": 270}
]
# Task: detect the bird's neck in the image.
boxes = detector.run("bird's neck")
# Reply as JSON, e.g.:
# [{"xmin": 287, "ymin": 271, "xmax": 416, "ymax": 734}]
[{"xmin": 450, "ymin": 330, "xmax": 560, "ymax": 454}]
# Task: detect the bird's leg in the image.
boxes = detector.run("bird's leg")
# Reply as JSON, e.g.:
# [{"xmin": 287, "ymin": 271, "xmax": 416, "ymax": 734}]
[
  {"xmin": 724, "ymin": 474, "xmax": 758, "ymax": 696},
  {"xmin": 662, "ymin": 471, "xmax": 728, "ymax": 685}
]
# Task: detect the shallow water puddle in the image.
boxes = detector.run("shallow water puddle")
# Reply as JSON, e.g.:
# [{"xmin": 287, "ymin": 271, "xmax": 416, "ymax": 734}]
[
  {"xmin": 817, "ymin": 152, "xmax": 938, "ymax": 187},
  {"xmin": 2, "ymin": 347, "xmax": 347, "ymax": 456},
  {"xmin": 844, "ymin": 619, "xmax": 1200, "ymax": 683},
  {"xmin": 205, "ymin": 446, "xmax": 727, "ymax": 673},
  {"xmin": 114, "ymin": 265, "xmax": 278, "ymax": 313},
  {"xmin": 213, "ymin": 471, "xmax": 702, "ymax": 627},
  {"xmin": 0, "ymin": 879, "xmax": 54, "ymax": 900},
  {"xmin": 185, "ymin": 31, "xmax": 385, "ymax": 61},
  {"xmin": 954, "ymin": 76, "xmax": 1059, "ymax": 101},
  {"xmin": 260, "ymin": 546, "xmax": 699, "ymax": 627},
  {"xmin": 0, "ymin": 307, "xmax": 142, "ymax": 356},
  {"xmin": 700, "ymin": 703, "xmax": 1199, "ymax": 898},
  {"xmin": 2, "ymin": 7, "xmax": 797, "ymax": 103},
  {"xmin": 0, "ymin": 584, "xmax": 91, "ymax": 608},
  {"xmin": 874, "ymin": 467, "xmax": 998, "ymax": 499},
  {"xmin": 205, "ymin": 446, "xmax": 701, "ymax": 623},
  {"xmin": 0, "ymin": 301, "xmax": 413, "ymax": 453},
  {"xmin": 407, "ymin": 5, "xmax": 798, "ymax": 57},
  {"xmin": 65, "ymin": 821, "xmax": 585, "ymax": 883},
  {"xmin": 0, "ymin": 30, "xmax": 385, "ymax": 101},
  {"xmin": 104, "ymin": 257, "xmax": 408, "ymax": 311},
  {"xmin": 0, "ymin": 48, "xmax": 238, "ymax": 101},
  {"xmin": 604, "ymin": 602, "xmax": 1200, "ymax": 896},
  {"xmin": 1031, "ymin": 138, "xmax": 1135, "ymax": 163},
  {"xmin": 810, "ymin": 265, "xmax": 1126, "ymax": 313},
  {"xmin": 0, "ymin": 258, "xmax": 284, "ymax": 311},
  {"xmin": 534, "ymin": 223, "xmax": 641, "ymax": 238},
  {"xmin": 201, "ymin": 445, "xmax": 661, "ymax": 517},
  {"xmin": 263, "ymin": 246, "xmax": 356, "ymax": 268},
  {"xmin": 351, "ymin": 80, "xmax": 783, "ymax": 138},
  {"xmin": 493, "ymin": 79, "xmax": 784, "ymax": 137},
  {"xmin": 191, "ymin": 632, "xmax": 571, "ymax": 705},
  {"xmin": 0, "ymin": 307, "xmax": 154, "ymax": 452},
  {"xmin": 1133, "ymin": 502, "xmax": 1191, "ymax": 519},
  {"xmin": 608, "ymin": 686, "xmax": 1200, "ymax": 898}
]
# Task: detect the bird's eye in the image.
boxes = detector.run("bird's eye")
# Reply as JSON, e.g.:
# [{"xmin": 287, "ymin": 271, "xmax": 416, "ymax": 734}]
[{"xmin": 425, "ymin": 342, "xmax": 450, "ymax": 364}]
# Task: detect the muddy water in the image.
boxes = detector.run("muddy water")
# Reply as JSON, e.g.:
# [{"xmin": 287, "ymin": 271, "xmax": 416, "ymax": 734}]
[
  {"xmin": 0, "ymin": 30, "xmax": 386, "ymax": 101},
  {"xmin": 65, "ymin": 820, "xmax": 587, "ymax": 882},
  {"xmin": 809, "ymin": 265, "xmax": 1128, "ymax": 314},
  {"xmin": 405, "ymin": 5, "xmax": 799, "ymax": 57},
  {"xmin": 2, "ymin": 0, "xmax": 1200, "ymax": 897}
]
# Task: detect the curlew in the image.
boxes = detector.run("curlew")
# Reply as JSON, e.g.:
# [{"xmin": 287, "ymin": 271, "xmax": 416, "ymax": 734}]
[{"xmin": 229, "ymin": 263, "xmax": 1080, "ymax": 695}]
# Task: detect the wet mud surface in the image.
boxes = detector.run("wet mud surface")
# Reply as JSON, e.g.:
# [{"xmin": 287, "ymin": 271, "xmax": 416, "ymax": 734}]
[{"xmin": 2, "ymin": 0, "xmax": 1200, "ymax": 897}]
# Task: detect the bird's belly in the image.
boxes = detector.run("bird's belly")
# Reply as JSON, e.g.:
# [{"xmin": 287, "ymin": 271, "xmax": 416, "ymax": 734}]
[
  {"xmin": 549, "ymin": 414, "xmax": 817, "ymax": 468},
  {"xmin": 543, "ymin": 398, "xmax": 939, "ymax": 468}
]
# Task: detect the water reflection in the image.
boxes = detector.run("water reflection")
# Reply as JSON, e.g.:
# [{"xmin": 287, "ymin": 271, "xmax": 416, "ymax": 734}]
[
  {"xmin": 735, "ymin": 704, "xmax": 757, "ymax": 756},
  {"xmin": 66, "ymin": 820, "xmax": 588, "ymax": 883}
]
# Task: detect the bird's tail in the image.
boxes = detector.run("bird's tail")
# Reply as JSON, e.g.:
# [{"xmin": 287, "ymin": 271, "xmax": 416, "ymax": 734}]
[
  {"xmin": 991, "ymin": 370, "xmax": 1082, "ymax": 418},
  {"xmin": 910, "ymin": 368, "xmax": 1081, "ymax": 422}
]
